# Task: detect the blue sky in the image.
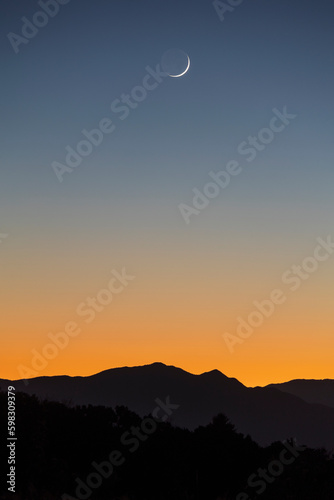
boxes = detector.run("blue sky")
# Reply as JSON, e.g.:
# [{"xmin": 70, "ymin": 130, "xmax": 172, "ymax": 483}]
[{"xmin": 1, "ymin": 0, "xmax": 334, "ymax": 384}]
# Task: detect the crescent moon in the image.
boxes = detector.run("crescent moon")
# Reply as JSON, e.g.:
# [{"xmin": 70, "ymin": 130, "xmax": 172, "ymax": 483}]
[{"xmin": 169, "ymin": 55, "xmax": 190, "ymax": 78}]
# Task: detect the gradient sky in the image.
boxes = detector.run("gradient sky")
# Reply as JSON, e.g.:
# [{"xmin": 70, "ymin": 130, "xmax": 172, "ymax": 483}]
[{"xmin": 1, "ymin": 0, "xmax": 333, "ymax": 386}]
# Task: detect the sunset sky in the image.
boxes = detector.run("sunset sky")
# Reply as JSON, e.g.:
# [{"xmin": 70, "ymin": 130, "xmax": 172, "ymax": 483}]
[{"xmin": 1, "ymin": 0, "xmax": 333, "ymax": 387}]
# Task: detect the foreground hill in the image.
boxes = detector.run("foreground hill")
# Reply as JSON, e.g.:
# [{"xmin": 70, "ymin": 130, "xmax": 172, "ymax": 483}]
[
  {"xmin": 1, "ymin": 362, "xmax": 334, "ymax": 450},
  {"xmin": 1, "ymin": 391, "xmax": 334, "ymax": 499}
]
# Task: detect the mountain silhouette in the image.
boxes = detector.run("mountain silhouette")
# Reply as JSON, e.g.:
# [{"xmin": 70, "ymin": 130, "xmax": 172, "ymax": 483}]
[
  {"xmin": 1, "ymin": 362, "xmax": 334, "ymax": 450},
  {"xmin": 267, "ymin": 378, "xmax": 334, "ymax": 408}
]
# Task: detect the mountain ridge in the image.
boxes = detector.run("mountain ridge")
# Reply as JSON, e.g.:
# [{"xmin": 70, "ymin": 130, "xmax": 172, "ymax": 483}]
[
  {"xmin": 267, "ymin": 378, "xmax": 334, "ymax": 409},
  {"xmin": 1, "ymin": 362, "xmax": 334, "ymax": 450}
]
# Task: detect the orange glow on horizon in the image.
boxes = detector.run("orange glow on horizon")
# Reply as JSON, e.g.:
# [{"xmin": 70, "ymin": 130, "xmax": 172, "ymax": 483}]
[{"xmin": 2, "ymin": 221, "xmax": 333, "ymax": 388}]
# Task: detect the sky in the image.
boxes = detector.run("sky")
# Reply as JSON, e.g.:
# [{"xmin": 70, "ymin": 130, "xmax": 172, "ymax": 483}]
[{"xmin": 1, "ymin": 0, "xmax": 333, "ymax": 386}]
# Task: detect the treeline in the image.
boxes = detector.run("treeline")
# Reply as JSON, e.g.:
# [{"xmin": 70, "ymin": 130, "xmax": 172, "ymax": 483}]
[{"xmin": 0, "ymin": 390, "xmax": 333, "ymax": 499}]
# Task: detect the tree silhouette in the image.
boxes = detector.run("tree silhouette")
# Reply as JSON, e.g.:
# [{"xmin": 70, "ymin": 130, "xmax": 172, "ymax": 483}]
[{"xmin": 1, "ymin": 390, "xmax": 334, "ymax": 499}]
